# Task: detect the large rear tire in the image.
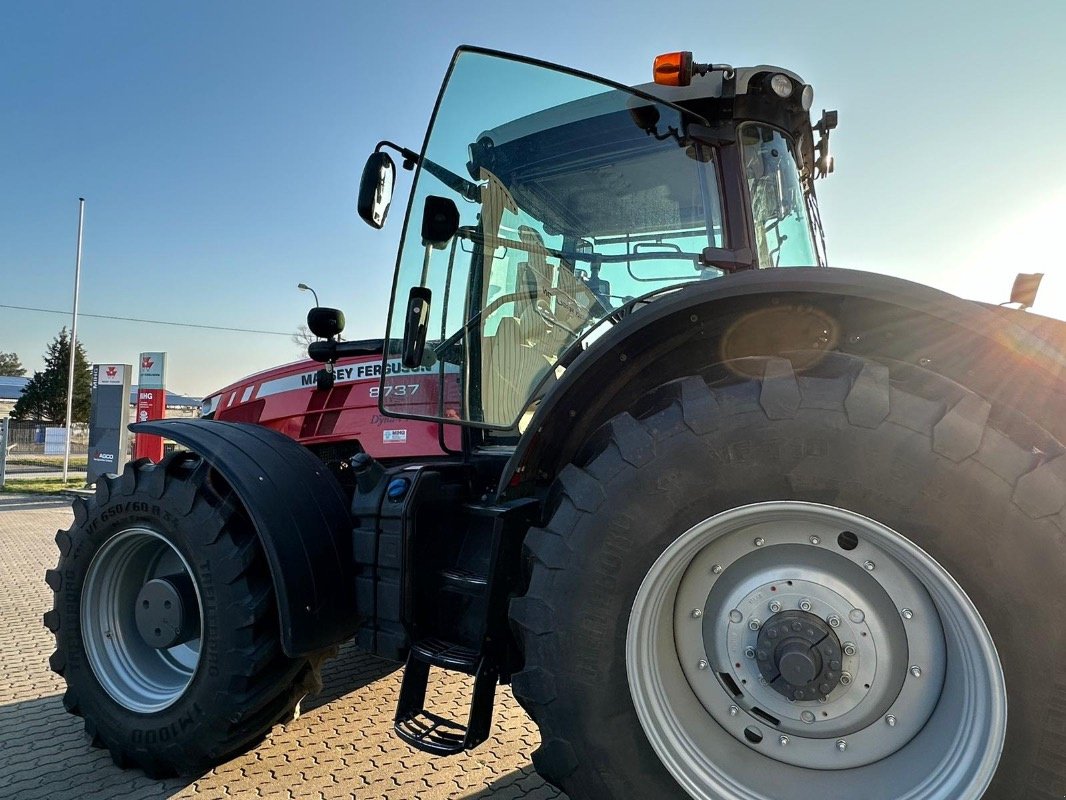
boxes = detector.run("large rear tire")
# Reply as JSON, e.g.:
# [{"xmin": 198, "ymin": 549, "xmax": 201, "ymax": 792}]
[
  {"xmin": 510, "ymin": 353, "xmax": 1066, "ymax": 800},
  {"xmin": 45, "ymin": 452, "xmax": 328, "ymax": 776}
]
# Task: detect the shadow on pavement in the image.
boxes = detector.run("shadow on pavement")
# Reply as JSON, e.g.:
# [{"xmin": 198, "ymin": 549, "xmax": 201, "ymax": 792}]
[
  {"xmin": 0, "ymin": 643, "xmax": 401, "ymax": 799},
  {"xmin": 0, "ymin": 692, "xmax": 187, "ymax": 799},
  {"xmin": 462, "ymin": 765, "xmax": 566, "ymax": 799},
  {"xmin": 303, "ymin": 639, "xmax": 401, "ymax": 712}
]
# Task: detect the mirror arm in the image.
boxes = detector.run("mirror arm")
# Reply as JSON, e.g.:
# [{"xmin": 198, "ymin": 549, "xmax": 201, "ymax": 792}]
[
  {"xmin": 375, "ymin": 140, "xmax": 480, "ymax": 201},
  {"xmin": 375, "ymin": 140, "xmax": 420, "ymax": 170}
]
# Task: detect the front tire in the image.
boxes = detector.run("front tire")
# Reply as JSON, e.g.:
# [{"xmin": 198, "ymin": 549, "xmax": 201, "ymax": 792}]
[
  {"xmin": 510, "ymin": 353, "xmax": 1066, "ymax": 800},
  {"xmin": 45, "ymin": 453, "xmax": 326, "ymax": 776}
]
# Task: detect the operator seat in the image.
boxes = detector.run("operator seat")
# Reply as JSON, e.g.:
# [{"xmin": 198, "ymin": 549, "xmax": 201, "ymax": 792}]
[{"xmin": 480, "ymin": 227, "xmax": 597, "ymax": 425}]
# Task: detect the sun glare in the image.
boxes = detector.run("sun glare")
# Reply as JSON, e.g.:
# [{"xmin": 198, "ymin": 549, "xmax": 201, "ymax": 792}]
[{"xmin": 962, "ymin": 191, "xmax": 1066, "ymax": 321}]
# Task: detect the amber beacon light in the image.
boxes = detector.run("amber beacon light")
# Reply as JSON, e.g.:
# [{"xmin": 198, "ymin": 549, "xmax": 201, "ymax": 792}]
[{"xmin": 653, "ymin": 51, "xmax": 694, "ymax": 86}]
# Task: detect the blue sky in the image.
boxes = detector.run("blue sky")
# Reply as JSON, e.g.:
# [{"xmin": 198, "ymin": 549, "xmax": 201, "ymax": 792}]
[{"xmin": 2, "ymin": 1, "xmax": 1064, "ymax": 397}]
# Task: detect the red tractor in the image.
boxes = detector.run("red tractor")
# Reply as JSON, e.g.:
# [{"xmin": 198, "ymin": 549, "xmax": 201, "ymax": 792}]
[{"xmin": 47, "ymin": 47, "xmax": 1066, "ymax": 800}]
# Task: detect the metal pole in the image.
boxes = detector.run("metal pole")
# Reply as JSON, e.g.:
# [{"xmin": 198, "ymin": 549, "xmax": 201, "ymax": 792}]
[
  {"xmin": 0, "ymin": 418, "xmax": 8, "ymax": 489},
  {"xmin": 62, "ymin": 197, "xmax": 85, "ymax": 483}
]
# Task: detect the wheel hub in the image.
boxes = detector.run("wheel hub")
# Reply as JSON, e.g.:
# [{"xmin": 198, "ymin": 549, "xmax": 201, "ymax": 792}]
[
  {"xmin": 755, "ymin": 611, "xmax": 841, "ymax": 701},
  {"xmin": 80, "ymin": 527, "xmax": 203, "ymax": 713},
  {"xmin": 627, "ymin": 502, "xmax": 1006, "ymax": 798},
  {"xmin": 134, "ymin": 572, "xmax": 200, "ymax": 649}
]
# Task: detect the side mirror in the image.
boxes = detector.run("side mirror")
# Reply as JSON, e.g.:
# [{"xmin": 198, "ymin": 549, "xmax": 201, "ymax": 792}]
[
  {"xmin": 307, "ymin": 307, "xmax": 345, "ymax": 339},
  {"xmin": 401, "ymin": 287, "xmax": 432, "ymax": 369},
  {"xmin": 1010, "ymin": 273, "xmax": 1043, "ymax": 309},
  {"xmin": 421, "ymin": 195, "xmax": 460, "ymax": 248},
  {"xmin": 358, "ymin": 151, "xmax": 396, "ymax": 229}
]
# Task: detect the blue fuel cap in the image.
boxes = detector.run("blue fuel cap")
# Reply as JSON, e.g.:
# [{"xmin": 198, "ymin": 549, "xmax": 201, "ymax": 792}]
[{"xmin": 386, "ymin": 477, "xmax": 410, "ymax": 503}]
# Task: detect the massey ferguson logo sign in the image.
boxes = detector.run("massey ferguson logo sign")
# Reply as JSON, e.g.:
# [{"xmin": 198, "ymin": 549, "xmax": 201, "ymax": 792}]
[
  {"xmin": 98, "ymin": 363, "xmax": 126, "ymax": 386},
  {"xmin": 138, "ymin": 352, "xmax": 166, "ymax": 390}
]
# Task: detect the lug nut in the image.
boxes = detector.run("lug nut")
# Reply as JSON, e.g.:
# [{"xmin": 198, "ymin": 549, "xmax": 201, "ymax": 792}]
[
  {"xmin": 809, "ymin": 535, "xmax": 821, "ymax": 545},
  {"xmin": 840, "ymin": 672, "xmax": 852, "ymax": 686},
  {"xmin": 691, "ymin": 608, "xmax": 703, "ymax": 618},
  {"xmin": 769, "ymin": 600, "xmax": 782, "ymax": 613},
  {"xmin": 711, "ymin": 564, "xmax": 723, "ymax": 575},
  {"xmin": 910, "ymin": 665, "xmax": 922, "ymax": 678},
  {"xmin": 729, "ymin": 705, "xmax": 739, "ymax": 717},
  {"xmin": 827, "ymin": 615, "xmax": 841, "ymax": 628},
  {"xmin": 836, "ymin": 739, "xmax": 848, "ymax": 752},
  {"xmin": 749, "ymin": 618, "xmax": 762, "ymax": 631},
  {"xmin": 779, "ymin": 735, "xmax": 789, "ymax": 746},
  {"xmin": 885, "ymin": 715, "xmax": 898, "ymax": 727},
  {"xmin": 697, "ymin": 659, "xmax": 709, "ymax": 670},
  {"xmin": 843, "ymin": 642, "xmax": 856, "ymax": 656},
  {"xmin": 863, "ymin": 560, "xmax": 876, "ymax": 571},
  {"xmin": 745, "ymin": 647, "xmax": 756, "ymax": 659},
  {"xmin": 754, "ymin": 537, "xmax": 765, "ymax": 547},
  {"xmin": 901, "ymin": 608, "xmax": 914, "ymax": 620},
  {"xmin": 799, "ymin": 599, "xmax": 813, "ymax": 612}
]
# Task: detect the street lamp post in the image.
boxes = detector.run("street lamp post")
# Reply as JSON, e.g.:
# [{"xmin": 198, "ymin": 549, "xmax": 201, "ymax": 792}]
[
  {"xmin": 297, "ymin": 283, "xmax": 320, "ymax": 307},
  {"xmin": 63, "ymin": 198, "xmax": 85, "ymax": 483}
]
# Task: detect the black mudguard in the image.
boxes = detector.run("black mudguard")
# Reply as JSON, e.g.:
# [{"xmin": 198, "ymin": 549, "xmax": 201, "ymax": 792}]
[
  {"xmin": 498, "ymin": 267, "xmax": 1066, "ymax": 498},
  {"xmin": 131, "ymin": 419, "xmax": 355, "ymax": 657}
]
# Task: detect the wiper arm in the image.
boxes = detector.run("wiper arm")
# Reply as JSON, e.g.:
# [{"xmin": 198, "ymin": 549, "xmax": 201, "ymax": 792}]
[{"xmin": 376, "ymin": 140, "xmax": 481, "ymax": 202}]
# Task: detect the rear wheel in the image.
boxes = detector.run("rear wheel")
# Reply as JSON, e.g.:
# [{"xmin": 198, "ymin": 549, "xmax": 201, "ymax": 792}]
[
  {"xmin": 510, "ymin": 353, "xmax": 1066, "ymax": 800},
  {"xmin": 45, "ymin": 453, "xmax": 327, "ymax": 776}
]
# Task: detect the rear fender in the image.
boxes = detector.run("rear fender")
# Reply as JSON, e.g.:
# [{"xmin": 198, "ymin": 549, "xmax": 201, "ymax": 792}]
[
  {"xmin": 131, "ymin": 419, "xmax": 354, "ymax": 657},
  {"xmin": 498, "ymin": 267, "xmax": 1066, "ymax": 500}
]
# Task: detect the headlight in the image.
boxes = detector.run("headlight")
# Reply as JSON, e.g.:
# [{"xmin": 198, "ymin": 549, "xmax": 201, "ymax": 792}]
[{"xmin": 770, "ymin": 73, "xmax": 793, "ymax": 99}]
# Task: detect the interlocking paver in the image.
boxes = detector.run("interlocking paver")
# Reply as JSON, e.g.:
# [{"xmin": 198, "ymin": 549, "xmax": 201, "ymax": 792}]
[{"xmin": 0, "ymin": 494, "xmax": 566, "ymax": 800}]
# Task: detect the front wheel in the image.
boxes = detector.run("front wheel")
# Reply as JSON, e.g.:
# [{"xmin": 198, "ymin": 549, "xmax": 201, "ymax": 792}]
[
  {"xmin": 45, "ymin": 453, "xmax": 327, "ymax": 776},
  {"xmin": 510, "ymin": 353, "xmax": 1066, "ymax": 800}
]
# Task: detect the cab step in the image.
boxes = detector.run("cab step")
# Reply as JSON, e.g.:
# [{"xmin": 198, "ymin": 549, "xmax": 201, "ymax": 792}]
[
  {"xmin": 394, "ymin": 644, "xmax": 499, "ymax": 755},
  {"xmin": 393, "ymin": 497, "xmax": 537, "ymax": 756}
]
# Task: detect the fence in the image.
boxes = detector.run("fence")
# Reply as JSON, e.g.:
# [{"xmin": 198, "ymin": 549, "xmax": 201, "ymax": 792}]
[{"xmin": 5, "ymin": 420, "xmax": 89, "ymax": 457}]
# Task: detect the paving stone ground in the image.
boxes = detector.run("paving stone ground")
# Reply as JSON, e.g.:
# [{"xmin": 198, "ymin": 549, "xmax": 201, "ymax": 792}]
[{"xmin": 0, "ymin": 494, "xmax": 566, "ymax": 800}]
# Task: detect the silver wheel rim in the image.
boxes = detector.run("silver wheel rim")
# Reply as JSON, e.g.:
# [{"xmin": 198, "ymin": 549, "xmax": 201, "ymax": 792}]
[
  {"xmin": 81, "ymin": 527, "xmax": 203, "ymax": 712},
  {"xmin": 626, "ymin": 501, "xmax": 1005, "ymax": 800}
]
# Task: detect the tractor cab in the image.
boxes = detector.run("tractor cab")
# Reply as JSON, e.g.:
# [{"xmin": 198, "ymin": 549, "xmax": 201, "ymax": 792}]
[{"xmin": 359, "ymin": 47, "xmax": 835, "ymax": 431}]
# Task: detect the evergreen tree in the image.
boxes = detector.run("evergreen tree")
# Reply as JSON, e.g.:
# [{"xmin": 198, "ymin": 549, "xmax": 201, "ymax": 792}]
[
  {"xmin": 0, "ymin": 351, "xmax": 25, "ymax": 376},
  {"xmin": 10, "ymin": 329, "xmax": 91, "ymax": 423}
]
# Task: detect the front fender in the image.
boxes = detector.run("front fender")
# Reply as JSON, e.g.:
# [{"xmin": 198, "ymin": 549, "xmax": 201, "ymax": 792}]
[{"xmin": 131, "ymin": 419, "xmax": 354, "ymax": 657}]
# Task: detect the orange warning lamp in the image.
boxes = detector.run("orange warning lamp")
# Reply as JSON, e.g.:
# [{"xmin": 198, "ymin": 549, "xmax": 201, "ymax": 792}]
[{"xmin": 653, "ymin": 52, "xmax": 694, "ymax": 86}]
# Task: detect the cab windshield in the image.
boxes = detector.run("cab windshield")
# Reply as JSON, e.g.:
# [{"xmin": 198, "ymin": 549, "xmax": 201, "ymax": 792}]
[{"xmin": 383, "ymin": 50, "xmax": 723, "ymax": 428}]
